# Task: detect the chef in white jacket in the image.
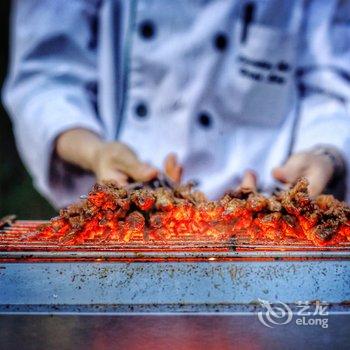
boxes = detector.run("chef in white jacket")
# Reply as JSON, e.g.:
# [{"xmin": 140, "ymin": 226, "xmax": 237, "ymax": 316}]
[{"xmin": 3, "ymin": 0, "xmax": 350, "ymax": 208}]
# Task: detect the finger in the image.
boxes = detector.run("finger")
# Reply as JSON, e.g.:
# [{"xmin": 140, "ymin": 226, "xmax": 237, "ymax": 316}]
[
  {"xmin": 125, "ymin": 162, "xmax": 158, "ymax": 182},
  {"xmin": 113, "ymin": 147, "xmax": 158, "ymax": 182},
  {"xmin": 173, "ymin": 165, "xmax": 183, "ymax": 183},
  {"xmin": 304, "ymin": 159, "xmax": 333, "ymax": 198},
  {"xmin": 305, "ymin": 171, "xmax": 327, "ymax": 198},
  {"xmin": 272, "ymin": 154, "xmax": 307, "ymax": 184},
  {"xmin": 97, "ymin": 169, "xmax": 128, "ymax": 187},
  {"xmin": 239, "ymin": 170, "xmax": 257, "ymax": 191},
  {"xmin": 164, "ymin": 153, "xmax": 183, "ymax": 183},
  {"xmin": 164, "ymin": 153, "xmax": 176, "ymax": 176}
]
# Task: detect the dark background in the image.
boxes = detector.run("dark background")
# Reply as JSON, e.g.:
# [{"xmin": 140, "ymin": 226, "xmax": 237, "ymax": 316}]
[{"xmin": 0, "ymin": 1, "xmax": 56, "ymax": 219}]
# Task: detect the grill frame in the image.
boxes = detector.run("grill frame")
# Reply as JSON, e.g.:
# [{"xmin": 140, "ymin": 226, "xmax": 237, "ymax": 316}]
[
  {"xmin": 1, "ymin": 219, "xmax": 350, "ymax": 350},
  {"xmin": 1, "ymin": 222, "xmax": 349, "ymax": 320}
]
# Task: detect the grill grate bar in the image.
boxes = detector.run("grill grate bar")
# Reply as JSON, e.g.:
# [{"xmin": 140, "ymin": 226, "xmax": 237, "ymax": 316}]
[{"xmin": 1, "ymin": 221, "xmax": 350, "ymax": 255}]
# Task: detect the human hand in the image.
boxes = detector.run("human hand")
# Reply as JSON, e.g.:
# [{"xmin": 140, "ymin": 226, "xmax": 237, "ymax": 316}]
[
  {"xmin": 91, "ymin": 142, "xmax": 158, "ymax": 186},
  {"xmin": 56, "ymin": 129, "xmax": 158, "ymax": 186},
  {"xmin": 272, "ymin": 149, "xmax": 338, "ymax": 197}
]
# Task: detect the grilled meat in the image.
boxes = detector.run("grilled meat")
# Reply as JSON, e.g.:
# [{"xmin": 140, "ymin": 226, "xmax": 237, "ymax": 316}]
[{"xmin": 31, "ymin": 178, "xmax": 350, "ymax": 246}]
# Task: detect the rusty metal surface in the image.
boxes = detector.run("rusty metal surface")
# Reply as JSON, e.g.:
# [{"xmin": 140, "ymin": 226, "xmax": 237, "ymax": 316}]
[{"xmin": 0, "ymin": 261, "xmax": 349, "ymax": 311}]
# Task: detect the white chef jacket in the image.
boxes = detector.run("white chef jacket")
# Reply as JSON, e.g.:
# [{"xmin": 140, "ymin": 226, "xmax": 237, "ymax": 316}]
[{"xmin": 3, "ymin": 0, "xmax": 350, "ymax": 208}]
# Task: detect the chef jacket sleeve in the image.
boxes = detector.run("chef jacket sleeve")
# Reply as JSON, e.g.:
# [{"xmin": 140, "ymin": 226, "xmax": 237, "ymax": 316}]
[
  {"xmin": 2, "ymin": 0, "xmax": 104, "ymax": 208},
  {"xmin": 293, "ymin": 1, "xmax": 350, "ymax": 197}
]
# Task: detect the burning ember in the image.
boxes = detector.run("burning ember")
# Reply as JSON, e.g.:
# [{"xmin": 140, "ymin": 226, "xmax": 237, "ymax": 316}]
[{"xmin": 28, "ymin": 178, "xmax": 350, "ymax": 246}]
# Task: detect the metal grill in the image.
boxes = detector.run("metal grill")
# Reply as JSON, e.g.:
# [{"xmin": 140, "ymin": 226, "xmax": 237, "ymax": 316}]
[
  {"xmin": 1, "ymin": 220, "xmax": 350, "ymax": 261},
  {"xmin": 1, "ymin": 222, "xmax": 349, "ymax": 343}
]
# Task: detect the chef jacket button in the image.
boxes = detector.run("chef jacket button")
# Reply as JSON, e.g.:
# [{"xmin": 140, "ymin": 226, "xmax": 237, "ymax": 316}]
[
  {"xmin": 198, "ymin": 112, "xmax": 212, "ymax": 128},
  {"xmin": 214, "ymin": 32, "xmax": 228, "ymax": 51},
  {"xmin": 139, "ymin": 20, "xmax": 156, "ymax": 39},
  {"xmin": 277, "ymin": 61, "xmax": 290, "ymax": 72},
  {"xmin": 135, "ymin": 102, "xmax": 148, "ymax": 118}
]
